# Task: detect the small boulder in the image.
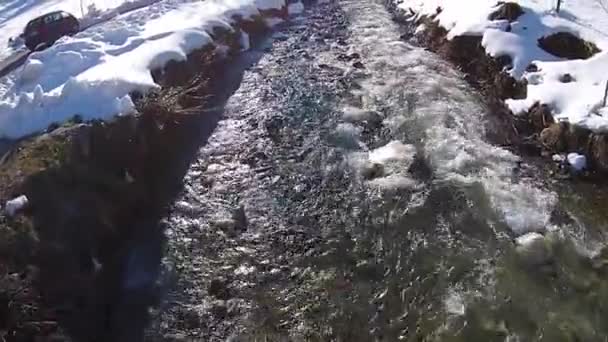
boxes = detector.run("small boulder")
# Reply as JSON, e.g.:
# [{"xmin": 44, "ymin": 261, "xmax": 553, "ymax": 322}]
[
  {"xmin": 361, "ymin": 162, "xmax": 385, "ymax": 180},
  {"xmin": 525, "ymin": 63, "xmax": 539, "ymax": 72},
  {"xmin": 489, "ymin": 2, "xmax": 525, "ymax": 22},
  {"xmin": 232, "ymin": 205, "xmax": 248, "ymax": 232},
  {"xmin": 210, "ymin": 301, "xmax": 228, "ymax": 319},
  {"xmin": 559, "ymin": 73, "xmax": 574, "ymax": 83},
  {"xmin": 352, "ymin": 61, "xmax": 365, "ymax": 69},
  {"xmin": 208, "ymin": 278, "xmax": 231, "ymax": 300},
  {"xmin": 515, "ymin": 232, "xmax": 553, "ymax": 266}
]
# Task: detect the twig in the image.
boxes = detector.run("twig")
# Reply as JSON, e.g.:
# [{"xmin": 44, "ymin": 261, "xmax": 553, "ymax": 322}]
[
  {"xmin": 602, "ymin": 81, "xmax": 608, "ymax": 107},
  {"xmin": 556, "ymin": 0, "xmax": 562, "ymax": 13}
]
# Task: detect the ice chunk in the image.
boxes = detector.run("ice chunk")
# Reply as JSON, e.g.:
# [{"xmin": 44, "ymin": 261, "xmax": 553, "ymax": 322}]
[
  {"xmin": 567, "ymin": 152, "xmax": 586, "ymax": 171},
  {"xmin": 5, "ymin": 195, "xmax": 29, "ymax": 216},
  {"xmin": 20, "ymin": 59, "xmax": 44, "ymax": 83},
  {"xmin": 552, "ymin": 154, "xmax": 565, "ymax": 163},
  {"xmin": 515, "ymin": 232, "xmax": 553, "ymax": 266},
  {"xmin": 369, "ymin": 141, "xmax": 416, "ymax": 165}
]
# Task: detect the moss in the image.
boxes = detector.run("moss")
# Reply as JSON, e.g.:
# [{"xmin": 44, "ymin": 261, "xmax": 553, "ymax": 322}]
[{"xmin": 0, "ymin": 131, "xmax": 72, "ymax": 201}]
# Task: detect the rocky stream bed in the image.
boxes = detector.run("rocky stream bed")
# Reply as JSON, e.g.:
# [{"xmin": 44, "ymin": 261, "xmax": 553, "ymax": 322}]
[{"xmin": 1, "ymin": 1, "xmax": 608, "ymax": 341}]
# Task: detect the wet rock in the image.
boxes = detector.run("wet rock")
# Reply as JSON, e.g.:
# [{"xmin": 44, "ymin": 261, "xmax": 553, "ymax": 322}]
[
  {"xmin": 210, "ymin": 301, "xmax": 228, "ymax": 320},
  {"xmin": 361, "ymin": 162, "xmax": 385, "ymax": 180},
  {"xmin": 352, "ymin": 61, "xmax": 365, "ymax": 69},
  {"xmin": 408, "ymin": 153, "xmax": 433, "ymax": 181},
  {"xmin": 226, "ymin": 299, "xmax": 242, "ymax": 317},
  {"xmin": 550, "ymin": 206, "xmax": 576, "ymax": 226},
  {"xmin": 526, "ymin": 63, "xmax": 539, "ymax": 72},
  {"xmin": 559, "ymin": 73, "xmax": 574, "ymax": 83},
  {"xmin": 489, "ymin": 2, "xmax": 525, "ymax": 22},
  {"xmin": 515, "ymin": 232, "xmax": 554, "ymax": 266},
  {"xmin": 540, "ymin": 123, "xmax": 567, "ymax": 152},
  {"xmin": 212, "ymin": 219, "xmax": 239, "ymax": 236},
  {"xmin": 538, "ymin": 32, "xmax": 601, "ymax": 60},
  {"xmin": 337, "ymin": 53, "xmax": 360, "ymax": 62},
  {"xmin": 232, "ymin": 205, "xmax": 248, "ymax": 232},
  {"xmin": 208, "ymin": 278, "xmax": 232, "ymax": 300},
  {"xmin": 493, "ymin": 72, "xmax": 526, "ymax": 99},
  {"xmin": 178, "ymin": 307, "xmax": 203, "ymax": 329}
]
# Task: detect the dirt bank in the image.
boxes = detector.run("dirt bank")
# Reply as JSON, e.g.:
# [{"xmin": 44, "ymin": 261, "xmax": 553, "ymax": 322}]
[
  {"xmin": 388, "ymin": 2, "xmax": 608, "ymax": 177},
  {"xmin": 0, "ymin": 9, "xmax": 285, "ymax": 342}
]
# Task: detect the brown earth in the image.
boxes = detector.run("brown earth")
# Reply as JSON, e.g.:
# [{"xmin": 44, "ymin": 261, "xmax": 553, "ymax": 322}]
[{"xmin": 0, "ymin": 10, "xmax": 284, "ymax": 342}]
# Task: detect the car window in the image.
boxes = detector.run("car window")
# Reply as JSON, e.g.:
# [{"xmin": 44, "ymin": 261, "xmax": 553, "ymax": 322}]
[
  {"xmin": 43, "ymin": 13, "xmax": 62, "ymax": 24},
  {"xmin": 26, "ymin": 18, "xmax": 42, "ymax": 30}
]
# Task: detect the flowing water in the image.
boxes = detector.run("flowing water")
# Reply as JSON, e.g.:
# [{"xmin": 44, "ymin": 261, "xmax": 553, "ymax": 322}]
[{"xmin": 149, "ymin": 1, "xmax": 608, "ymax": 340}]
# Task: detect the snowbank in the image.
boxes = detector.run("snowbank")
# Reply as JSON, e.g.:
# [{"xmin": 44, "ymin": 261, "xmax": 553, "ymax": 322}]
[
  {"xmin": 0, "ymin": 0, "xmax": 285, "ymax": 139},
  {"xmin": 0, "ymin": 0, "xmax": 162, "ymax": 60},
  {"xmin": 397, "ymin": 0, "xmax": 608, "ymax": 133}
]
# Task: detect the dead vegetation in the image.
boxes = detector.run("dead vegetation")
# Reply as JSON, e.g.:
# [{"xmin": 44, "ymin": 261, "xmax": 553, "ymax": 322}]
[
  {"xmin": 409, "ymin": 12, "xmax": 608, "ymax": 174},
  {"xmin": 489, "ymin": 2, "xmax": 525, "ymax": 22},
  {"xmin": 538, "ymin": 32, "xmax": 601, "ymax": 60}
]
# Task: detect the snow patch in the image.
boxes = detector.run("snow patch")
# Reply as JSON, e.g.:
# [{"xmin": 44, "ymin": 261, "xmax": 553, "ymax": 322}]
[
  {"xmin": 567, "ymin": 152, "xmax": 587, "ymax": 171},
  {"xmin": 344, "ymin": 0, "xmax": 556, "ymax": 235},
  {"xmin": 399, "ymin": 0, "xmax": 608, "ymax": 133},
  {"xmin": 5, "ymin": 195, "xmax": 28, "ymax": 216},
  {"xmin": 0, "ymin": 0, "xmax": 286, "ymax": 139},
  {"xmin": 369, "ymin": 141, "xmax": 416, "ymax": 165},
  {"xmin": 288, "ymin": 1, "xmax": 305, "ymax": 15}
]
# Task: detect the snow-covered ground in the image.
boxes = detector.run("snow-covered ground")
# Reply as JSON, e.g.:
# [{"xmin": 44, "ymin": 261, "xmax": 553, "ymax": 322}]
[
  {"xmin": 396, "ymin": 0, "xmax": 608, "ymax": 133},
  {"xmin": 0, "ymin": 0, "xmax": 162, "ymax": 60},
  {"xmin": 0, "ymin": 0, "xmax": 288, "ymax": 139}
]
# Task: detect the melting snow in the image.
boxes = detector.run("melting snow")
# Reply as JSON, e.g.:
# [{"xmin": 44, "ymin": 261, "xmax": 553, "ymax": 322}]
[
  {"xmin": 397, "ymin": 0, "xmax": 608, "ymax": 132},
  {"xmin": 5, "ymin": 195, "xmax": 28, "ymax": 216},
  {"xmin": 567, "ymin": 152, "xmax": 587, "ymax": 171},
  {"xmin": 343, "ymin": 0, "xmax": 556, "ymax": 235},
  {"xmin": 0, "ymin": 0, "xmax": 285, "ymax": 139},
  {"xmin": 288, "ymin": 1, "xmax": 305, "ymax": 15}
]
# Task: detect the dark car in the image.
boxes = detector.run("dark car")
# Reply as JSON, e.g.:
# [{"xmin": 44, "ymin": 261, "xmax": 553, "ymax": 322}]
[{"xmin": 24, "ymin": 11, "xmax": 79, "ymax": 51}]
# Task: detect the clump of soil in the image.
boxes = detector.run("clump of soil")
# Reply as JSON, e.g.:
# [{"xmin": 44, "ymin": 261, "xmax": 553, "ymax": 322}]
[
  {"xmin": 538, "ymin": 32, "xmax": 601, "ymax": 60},
  {"xmin": 489, "ymin": 2, "xmax": 525, "ymax": 22},
  {"xmin": 528, "ymin": 102, "xmax": 555, "ymax": 131}
]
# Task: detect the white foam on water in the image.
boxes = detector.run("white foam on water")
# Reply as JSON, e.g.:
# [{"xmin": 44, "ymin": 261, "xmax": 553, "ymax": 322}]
[
  {"xmin": 369, "ymin": 140, "xmax": 416, "ymax": 165},
  {"xmin": 340, "ymin": 0, "xmax": 556, "ymax": 236}
]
